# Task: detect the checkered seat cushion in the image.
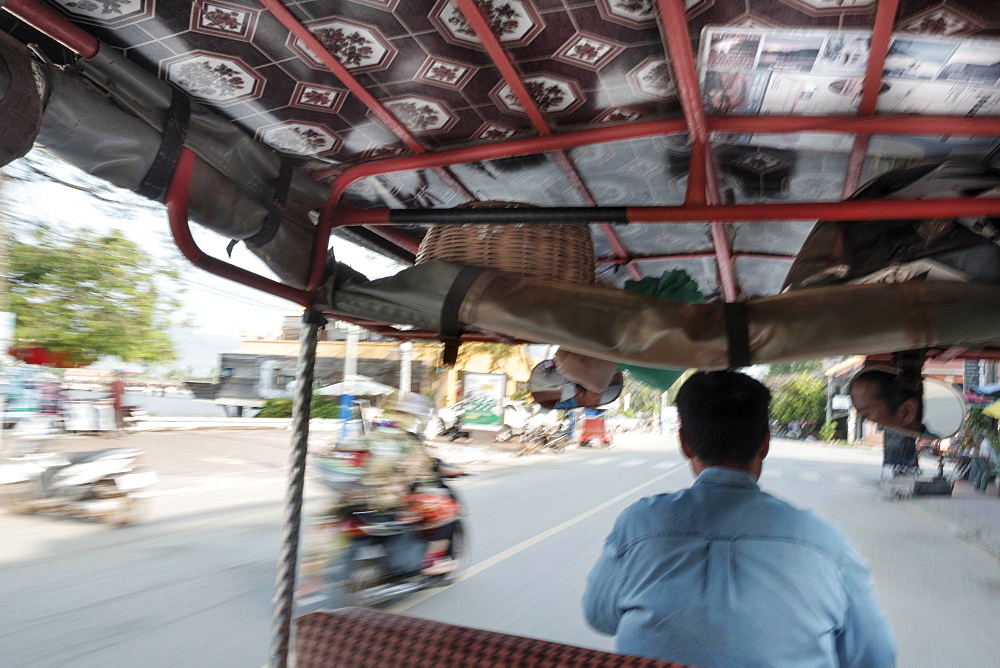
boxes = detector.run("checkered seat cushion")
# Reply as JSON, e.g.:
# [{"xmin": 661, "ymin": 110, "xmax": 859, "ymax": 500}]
[{"xmin": 296, "ymin": 607, "xmax": 689, "ymax": 667}]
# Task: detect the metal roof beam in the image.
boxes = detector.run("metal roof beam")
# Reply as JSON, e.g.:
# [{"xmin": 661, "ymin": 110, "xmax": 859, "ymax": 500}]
[
  {"xmin": 656, "ymin": 0, "xmax": 739, "ymax": 302},
  {"xmin": 454, "ymin": 0, "xmax": 641, "ymax": 280},
  {"xmin": 842, "ymin": 0, "xmax": 901, "ymax": 198},
  {"xmin": 335, "ymin": 197, "xmax": 1000, "ymax": 226},
  {"xmin": 1, "ymin": 0, "xmax": 99, "ymax": 58},
  {"xmin": 260, "ymin": 0, "xmax": 473, "ymax": 208}
]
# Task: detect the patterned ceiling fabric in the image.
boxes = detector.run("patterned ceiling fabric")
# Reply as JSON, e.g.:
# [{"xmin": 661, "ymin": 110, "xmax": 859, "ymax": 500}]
[{"xmin": 15, "ymin": 0, "xmax": 1000, "ymax": 299}]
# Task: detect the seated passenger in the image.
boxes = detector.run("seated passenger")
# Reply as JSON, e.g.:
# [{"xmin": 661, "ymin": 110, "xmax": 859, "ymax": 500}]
[{"xmin": 583, "ymin": 371, "xmax": 896, "ymax": 667}]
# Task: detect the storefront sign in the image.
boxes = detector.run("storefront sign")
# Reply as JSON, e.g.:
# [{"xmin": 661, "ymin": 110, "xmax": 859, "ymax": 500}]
[{"xmin": 461, "ymin": 372, "xmax": 506, "ymax": 430}]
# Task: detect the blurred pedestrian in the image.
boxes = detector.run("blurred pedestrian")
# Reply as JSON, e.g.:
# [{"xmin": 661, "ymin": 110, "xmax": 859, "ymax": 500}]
[
  {"xmin": 108, "ymin": 372, "xmax": 126, "ymax": 429},
  {"xmin": 969, "ymin": 433, "xmax": 998, "ymax": 492}
]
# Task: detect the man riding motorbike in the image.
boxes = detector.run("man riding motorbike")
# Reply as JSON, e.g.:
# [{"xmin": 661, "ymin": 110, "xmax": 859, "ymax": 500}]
[{"xmin": 303, "ymin": 391, "xmax": 464, "ymax": 600}]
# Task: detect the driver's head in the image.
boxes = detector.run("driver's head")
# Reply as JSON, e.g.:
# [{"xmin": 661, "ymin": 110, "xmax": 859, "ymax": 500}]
[
  {"xmin": 848, "ymin": 369, "xmax": 922, "ymax": 434},
  {"xmin": 676, "ymin": 371, "xmax": 771, "ymax": 467}
]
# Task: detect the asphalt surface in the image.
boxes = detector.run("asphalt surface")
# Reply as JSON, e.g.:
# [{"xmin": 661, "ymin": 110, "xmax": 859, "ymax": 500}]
[{"xmin": 1, "ymin": 429, "xmax": 999, "ymax": 667}]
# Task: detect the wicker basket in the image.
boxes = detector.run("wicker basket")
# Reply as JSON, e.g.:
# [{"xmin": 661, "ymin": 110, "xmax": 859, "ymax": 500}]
[{"xmin": 415, "ymin": 201, "xmax": 595, "ymax": 284}]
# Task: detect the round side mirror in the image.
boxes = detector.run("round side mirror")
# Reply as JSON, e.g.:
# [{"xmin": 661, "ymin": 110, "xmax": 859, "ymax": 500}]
[
  {"xmin": 528, "ymin": 361, "xmax": 623, "ymax": 410},
  {"xmin": 921, "ymin": 378, "xmax": 966, "ymax": 440},
  {"xmin": 849, "ymin": 368, "xmax": 967, "ymax": 439}
]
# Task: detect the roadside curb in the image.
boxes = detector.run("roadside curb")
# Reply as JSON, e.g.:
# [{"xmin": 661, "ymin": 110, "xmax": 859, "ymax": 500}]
[{"xmin": 907, "ymin": 493, "xmax": 1000, "ymax": 562}]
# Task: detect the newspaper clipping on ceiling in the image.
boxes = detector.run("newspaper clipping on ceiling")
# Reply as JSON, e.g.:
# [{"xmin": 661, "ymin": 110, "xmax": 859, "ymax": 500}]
[{"xmin": 698, "ymin": 27, "xmax": 1000, "ymax": 158}]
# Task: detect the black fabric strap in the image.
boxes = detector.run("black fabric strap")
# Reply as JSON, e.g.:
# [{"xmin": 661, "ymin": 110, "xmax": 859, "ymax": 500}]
[
  {"xmin": 439, "ymin": 266, "xmax": 485, "ymax": 366},
  {"xmin": 724, "ymin": 302, "xmax": 751, "ymax": 370},
  {"xmin": 227, "ymin": 159, "xmax": 294, "ymax": 257},
  {"xmin": 247, "ymin": 159, "xmax": 294, "ymax": 247},
  {"xmin": 138, "ymin": 90, "xmax": 190, "ymax": 200}
]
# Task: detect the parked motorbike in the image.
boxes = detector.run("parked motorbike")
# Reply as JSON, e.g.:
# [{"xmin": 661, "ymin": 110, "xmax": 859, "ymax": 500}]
[
  {"xmin": 515, "ymin": 421, "xmax": 570, "ymax": 456},
  {"xmin": 0, "ymin": 447, "xmax": 157, "ymax": 526},
  {"xmin": 436, "ymin": 402, "xmax": 470, "ymax": 441}
]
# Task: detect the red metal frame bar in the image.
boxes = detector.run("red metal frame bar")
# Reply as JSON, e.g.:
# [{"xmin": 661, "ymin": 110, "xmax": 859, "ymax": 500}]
[
  {"xmin": 657, "ymin": 0, "xmax": 738, "ymax": 302},
  {"xmin": 317, "ymin": 115, "xmax": 1000, "ymax": 188},
  {"xmin": 333, "ymin": 197, "xmax": 1000, "ymax": 226},
  {"xmin": 841, "ymin": 0, "xmax": 900, "ymax": 197},
  {"xmin": 598, "ymin": 252, "xmax": 797, "ymax": 265},
  {"xmin": 707, "ymin": 115, "xmax": 1000, "ymax": 136},
  {"xmin": 260, "ymin": 0, "xmax": 420, "ymax": 153},
  {"xmin": 1, "ymin": 0, "xmax": 99, "ymax": 58},
  {"xmin": 260, "ymin": 0, "xmax": 474, "ymax": 205},
  {"xmin": 936, "ymin": 347, "xmax": 969, "ymax": 363},
  {"xmin": 553, "ymin": 151, "xmax": 643, "ymax": 280},
  {"xmin": 859, "ymin": 0, "xmax": 900, "ymax": 117},
  {"xmin": 328, "ymin": 316, "xmax": 523, "ymax": 344},
  {"xmin": 454, "ymin": 0, "xmax": 550, "ymax": 134},
  {"xmin": 261, "ymin": 0, "xmax": 477, "ymax": 257},
  {"xmin": 165, "ymin": 147, "xmax": 313, "ymax": 308},
  {"xmin": 455, "ymin": 0, "xmax": 641, "ymax": 280}
]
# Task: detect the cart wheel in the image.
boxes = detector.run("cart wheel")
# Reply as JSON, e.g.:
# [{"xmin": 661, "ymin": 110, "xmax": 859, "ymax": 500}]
[
  {"xmin": 344, "ymin": 562, "xmax": 383, "ymax": 607},
  {"xmin": 438, "ymin": 523, "xmax": 466, "ymax": 586},
  {"xmin": 109, "ymin": 495, "xmax": 141, "ymax": 527},
  {"xmin": 3, "ymin": 482, "xmax": 37, "ymax": 515}
]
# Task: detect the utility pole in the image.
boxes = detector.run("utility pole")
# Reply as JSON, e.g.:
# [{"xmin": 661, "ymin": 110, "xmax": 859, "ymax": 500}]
[
  {"xmin": 0, "ymin": 171, "xmax": 10, "ymax": 456},
  {"xmin": 399, "ymin": 341, "xmax": 413, "ymax": 393},
  {"xmin": 0, "ymin": 169, "xmax": 11, "ymax": 313}
]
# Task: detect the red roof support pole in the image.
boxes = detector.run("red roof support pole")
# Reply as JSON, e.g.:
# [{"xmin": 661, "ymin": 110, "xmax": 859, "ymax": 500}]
[
  {"xmin": 260, "ymin": 0, "xmax": 420, "ymax": 152},
  {"xmin": 1, "ymin": 0, "xmax": 99, "ymax": 58},
  {"xmin": 261, "ymin": 0, "xmax": 473, "ymax": 291},
  {"xmin": 453, "ymin": 0, "xmax": 550, "ymax": 133},
  {"xmin": 454, "ymin": 0, "xmax": 641, "ymax": 280},
  {"xmin": 321, "ymin": 116, "xmax": 1000, "ymax": 197},
  {"xmin": 334, "ymin": 197, "xmax": 1000, "ymax": 226},
  {"xmin": 598, "ymin": 252, "xmax": 797, "ymax": 264},
  {"xmin": 165, "ymin": 147, "xmax": 312, "ymax": 308},
  {"xmin": 311, "ymin": 118, "xmax": 691, "ymax": 289},
  {"xmin": 841, "ymin": 0, "xmax": 901, "ymax": 197},
  {"xmin": 322, "ymin": 119, "xmax": 689, "ymax": 196},
  {"xmin": 657, "ymin": 0, "xmax": 739, "ymax": 302},
  {"xmin": 710, "ymin": 114, "xmax": 1000, "ymax": 136}
]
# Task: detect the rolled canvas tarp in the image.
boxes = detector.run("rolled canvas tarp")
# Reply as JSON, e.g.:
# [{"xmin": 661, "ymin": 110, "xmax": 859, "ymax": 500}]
[
  {"xmin": 325, "ymin": 260, "xmax": 1000, "ymax": 368},
  {"xmin": 0, "ymin": 37, "xmax": 410, "ymax": 289}
]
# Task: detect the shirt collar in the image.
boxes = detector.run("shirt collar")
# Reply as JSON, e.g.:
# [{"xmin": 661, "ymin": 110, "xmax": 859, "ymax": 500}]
[{"xmin": 694, "ymin": 466, "xmax": 760, "ymax": 491}]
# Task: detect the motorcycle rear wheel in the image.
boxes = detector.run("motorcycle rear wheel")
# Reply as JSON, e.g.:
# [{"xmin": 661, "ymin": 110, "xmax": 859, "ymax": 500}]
[
  {"xmin": 344, "ymin": 561, "xmax": 384, "ymax": 607},
  {"xmin": 438, "ymin": 522, "xmax": 466, "ymax": 586},
  {"xmin": 3, "ymin": 482, "xmax": 37, "ymax": 514},
  {"xmin": 108, "ymin": 494, "xmax": 140, "ymax": 527}
]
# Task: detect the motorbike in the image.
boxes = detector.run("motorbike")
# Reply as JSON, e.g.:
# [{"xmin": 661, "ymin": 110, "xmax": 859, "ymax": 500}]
[
  {"xmin": 436, "ymin": 401, "xmax": 470, "ymax": 441},
  {"xmin": 0, "ymin": 447, "xmax": 157, "ymax": 526},
  {"xmin": 514, "ymin": 421, "xmax": 570, "ymax": 456},
  {"xmin": 299, "ymin": 455, "xmax": 467, "ymax": 609}
]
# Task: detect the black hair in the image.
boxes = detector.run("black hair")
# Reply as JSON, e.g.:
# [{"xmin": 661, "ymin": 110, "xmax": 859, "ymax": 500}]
[
  {"xmin": 848, "ymin": 369, "xmax": 922, "ymax": 420},
  {"xmin": 676, "ymin": 371, "xmax": 771, "ymax": 466}
]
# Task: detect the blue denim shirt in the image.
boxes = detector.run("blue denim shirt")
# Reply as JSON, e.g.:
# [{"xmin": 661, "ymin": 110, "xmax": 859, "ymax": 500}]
[{"xmin": 583, "ymin": 467, "xmax": 896, "ymax": 667}]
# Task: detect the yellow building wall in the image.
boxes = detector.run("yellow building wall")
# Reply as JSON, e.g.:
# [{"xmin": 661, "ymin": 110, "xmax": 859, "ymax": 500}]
[{"xmin": 232, "ymin": 339, "xmax": 533, "ymax": 404}]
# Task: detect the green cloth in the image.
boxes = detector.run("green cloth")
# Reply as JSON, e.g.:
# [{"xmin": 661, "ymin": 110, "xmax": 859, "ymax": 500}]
[{"xmin": 619, "ymin": 270, "xmax": 705, "ymax": 391}]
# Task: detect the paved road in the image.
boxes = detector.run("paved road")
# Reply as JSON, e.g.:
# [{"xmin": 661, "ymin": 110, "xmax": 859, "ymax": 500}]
[{"xmin": 1, "ymin": 430, "xmax": 998, "ymax": 666}]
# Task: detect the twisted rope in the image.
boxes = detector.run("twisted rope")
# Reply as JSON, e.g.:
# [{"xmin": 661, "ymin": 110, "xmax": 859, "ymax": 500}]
[{"xmin": 269, "ymin": 309, "xmax": 326, "ymax": 667}]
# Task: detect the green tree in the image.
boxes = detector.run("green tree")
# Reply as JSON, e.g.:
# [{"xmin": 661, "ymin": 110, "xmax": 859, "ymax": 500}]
[
  {"xmin": 768, "ymin": 359, "xmax": 822, "ymax": 375},
  {"xmin": 622, "ymin": 370, "xmax": 663, "ymax": 418},
  {"xmin": 8, "ymin": 224, "xmax": 181, "ymax": 364},
  {"xmin": 771, "ymin": 373, "xmax": 826, "ymax": 426}
]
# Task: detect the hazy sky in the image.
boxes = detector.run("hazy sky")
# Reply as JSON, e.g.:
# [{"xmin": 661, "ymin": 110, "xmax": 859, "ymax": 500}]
[{"xmin": 2, "ymin": 152, "xmax": 402, "ymax": 374}]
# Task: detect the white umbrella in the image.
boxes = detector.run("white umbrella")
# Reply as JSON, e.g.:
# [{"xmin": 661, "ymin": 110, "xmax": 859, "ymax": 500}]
[{"xmin": 316, "ymin": 375, "xmax": 395, "ymax": 397}]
